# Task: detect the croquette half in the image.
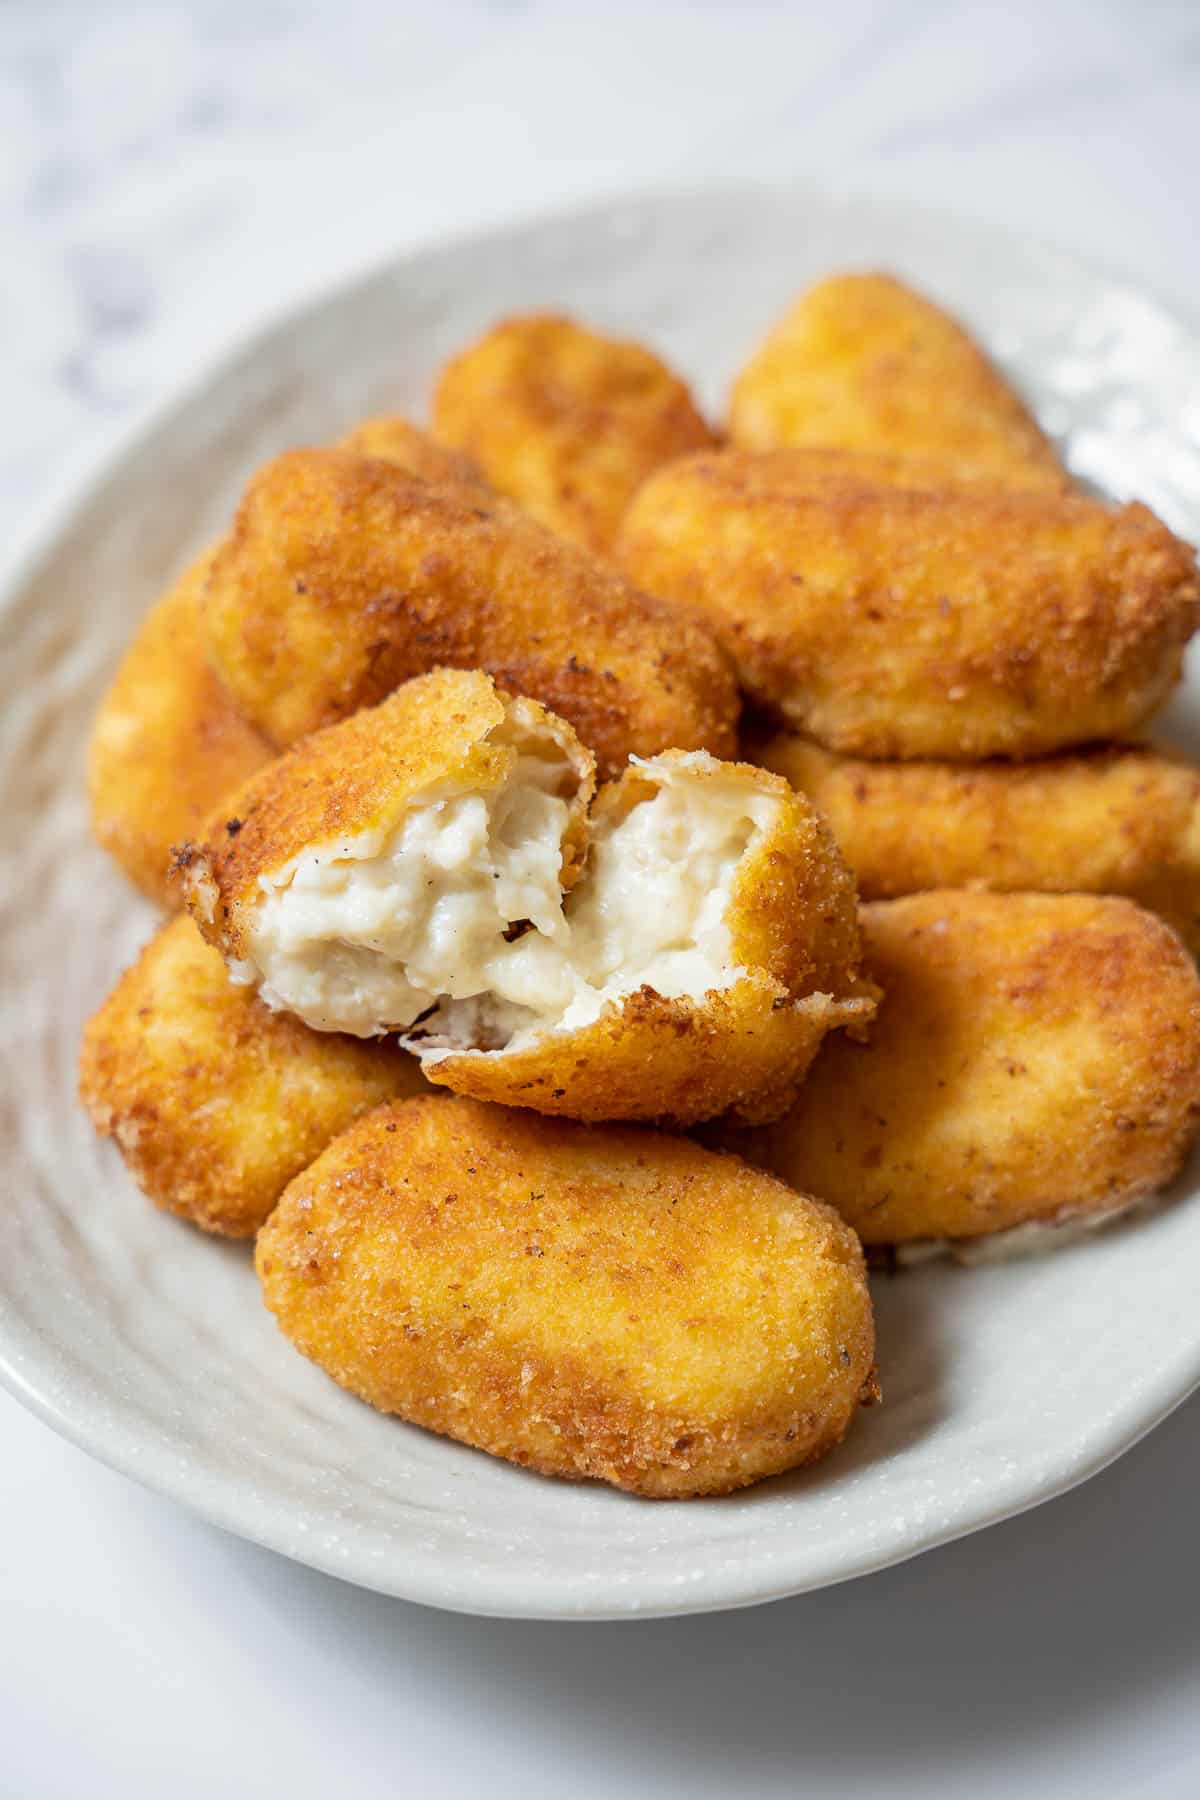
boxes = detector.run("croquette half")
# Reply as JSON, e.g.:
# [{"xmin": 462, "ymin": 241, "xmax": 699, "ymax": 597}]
[{"xmin": 178, "ymin": 670, "xmax": 873, "ymax": 1127}]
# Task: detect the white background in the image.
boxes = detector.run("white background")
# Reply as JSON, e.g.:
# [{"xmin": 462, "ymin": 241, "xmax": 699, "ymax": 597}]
[{"xmin": 4, "ymin": 3, "xmax": 1200, "ymax": 1794}]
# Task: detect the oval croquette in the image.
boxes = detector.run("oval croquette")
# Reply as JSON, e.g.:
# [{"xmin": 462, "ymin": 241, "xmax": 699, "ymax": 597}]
[
  {"xmin": 619, "ymin": 451, "xmax": 1199, "ymax": 760},
  {"xmin": 256, "ymin": 1095, "xmax": 878, "ymax": 1497},
  {"xmin": 201, "ymin": 448, "xmax": 739, "ymax": 776},
  {"xmin": 754, "ymin": 733, "xmax": 1200, "ymax": 952},
  {"xmin": 727, "ymin": 892, "xmax": 1200, "ymax": 1245}
]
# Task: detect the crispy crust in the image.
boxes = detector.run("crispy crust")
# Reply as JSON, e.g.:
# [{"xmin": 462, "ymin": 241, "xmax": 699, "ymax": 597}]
[
  {"xmin": 337, "ymin": 415, "xmax": 489, "ymax": 490},
  {"xmin": 78, "ymin": 916, "xmax": 426, "ymax": 1237},
  {"xmin": 201, "ymin": 448, "xmax": 739, "ymax": 775},
  {"xmin": 427, "ymin": 980, "xmax": 875, "ymax": 1130},
  {"xmin": 86, "ymin": 550, "xmax": 273, "ymax": 907},
  {"xmin": 431, "ymin": 312, "xmax": 717, "ymax": 553},
  {"xmin": 256, "ymin": 1095, "xmax": 877, "ymax": 1498},
  {"xmin": 426, "ymin": 753, "xmax": 875, "ymax": 1127},
  {"xmin": 87, "ymin": 416, "xmax": 483, "ymax": 910},
  {"xmin": 174, "ymin": 669, "xmax": 595, "ymax": 957},
  {"xmin": 728, "ymin": 271, "xmax": 1068, "ymax": 490},
  {"xmin": 619, "ymin": 451, "xmax": 1199, "ymax": 759},
  {"xmin": 755, "ymin": 732, "xmax": 1200, "ymax": 952},
  {"xmin": 725, "ymin": 892, "xmax": 1200, "ymax": 1244}
]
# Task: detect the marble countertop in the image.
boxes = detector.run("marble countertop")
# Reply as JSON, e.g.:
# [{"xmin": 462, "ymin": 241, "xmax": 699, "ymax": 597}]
[{"xmin": 4, "ymin": 4, "xmax": 1200, "ymax": 1797}]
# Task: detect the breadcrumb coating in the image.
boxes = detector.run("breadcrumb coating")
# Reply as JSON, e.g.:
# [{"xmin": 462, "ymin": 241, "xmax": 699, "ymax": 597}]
[
  {"xmin": 432, "ymin": 312, "xmax": 717, "ymax": 553},
  {"xmin": 729, "ymin": 271, "xmax": 1068, "ymax": 490},
  {"xmin": 754, "ymin": 732, "xmax": 1200, "ymax": 952},
  {"xmin": 79, "ymin": 916, "xmax": 427, "ymax": 1237},
  {"xmin": 620, "ymin": 450, "xmax": 1198, "ymax": 759},
  {"xmin": 87, "ymin": 416, "xmax": 490, "ymax": 908},
  {"xmin": 202, "ymin": 448, "xmax": 738, "ymax": 776},
  {"xmin": 257, "ymin": 1095, "xmax": 878, "ymax": 1497},
  {"xmin": 86, "ymin": 549, "xmax": 273, "ymax": 907},
  {"xmin": 726, "ymin": 892, "xmax": 1200, "ymax": 1243}
]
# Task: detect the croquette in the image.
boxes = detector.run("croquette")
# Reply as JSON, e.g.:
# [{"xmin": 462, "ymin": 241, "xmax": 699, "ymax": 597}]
[
  {"xmin": 728, "ymin": 892, "xmax": 1200, "ymax": 1245},
  {"xmin": 86, "ymin": 416, "xmax": 489, "ymax": 907},
  {"xmin": 728, "ymin": 271, "xmax": 1068, "ymax": 490},
  {"xmin": 754, "ymin": 732, "xmax": 1200, "ymax": 951},
  {"xmin": 177, "ymin": 669, "xmax": 874, "ymax": 1127},
  {"xmin": 86, "ymin": 549, "xmax": 273, "ymax": 906},
  {"xmin": 256, "ymin": 1095, "xmax": 878, "ymax": 1497},
  {"xmin": 432, "ymin": 312, "xmax": 717, "ymax": 553},
  {"xmin": 201, "ymin": 448, "xmax": 739, "ymax": 777},
  {"xmin": 79, "ymin": 915, "xmax": 427, "ymax": 1237},
  {"xmin": 619, "ymin": 450, "xmax": 1199, "ymax": 759}
]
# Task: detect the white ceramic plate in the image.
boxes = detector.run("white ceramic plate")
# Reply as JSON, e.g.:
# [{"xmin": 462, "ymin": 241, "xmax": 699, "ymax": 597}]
[{"xmin": 4, "ymin": 183, "xmax": 1200, "ymax": 1621}]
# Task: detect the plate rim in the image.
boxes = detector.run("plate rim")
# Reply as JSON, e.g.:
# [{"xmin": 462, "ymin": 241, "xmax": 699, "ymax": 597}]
[{"xmin": 5, "ymin": 176, "xmax": 1200, "ymax": 1619}]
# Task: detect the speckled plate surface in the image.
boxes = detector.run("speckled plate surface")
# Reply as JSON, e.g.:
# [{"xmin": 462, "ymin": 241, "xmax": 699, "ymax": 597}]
[{"xmin": 4, "ymin": 183, "xmax": 1200, "ymax": 1620}]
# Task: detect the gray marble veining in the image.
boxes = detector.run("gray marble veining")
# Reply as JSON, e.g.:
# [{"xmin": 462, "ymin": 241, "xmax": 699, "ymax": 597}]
[{"xmin": 5, "ymin": 0, "xmax": 1199, "ymax": 539}]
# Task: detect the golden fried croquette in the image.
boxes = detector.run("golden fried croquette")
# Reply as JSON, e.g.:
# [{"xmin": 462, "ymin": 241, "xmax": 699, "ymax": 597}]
[
  {"xmin": 754, "ymin": 732, "xmax": 1200, "ymax": 951},
  {"xmin": 201, "ymin": 448, "xmax": 738, "ymax": 777},
  {"xmin": 177, "ymin": 668, "xmax": 597, "ymax": 1005},
  {"xmin": 423, "ymin": 751, "xmax": 874, "ymax": 1127},
  {"xmin": 431, "ymin": 312, "xmax": 717, "ymax": 554},
  {"xmin": 178, "ymin": 670, "xmax": 873, "ymax": 1127},
  {"xmin": 257, "ymin": 1095, "xmax": 878, "ymax": 1497},
  {"xmin": 78, "ymin": 916, "xmax": 427, "ymax": 1237},
  {"xmin": 729, "ymin": 271, "xmax": 1068, "ymax": 490},
  {"xmin": 728, "ymin": 892, "xmax": 1200, "ymax": 1246},
  {"xmin": 86, "ymin": 549, "xmax": 273, "ymax": 906},
  {"xmin": 619, "ymin": 451, "xmax": 1199, "ymax": 759},
  {"xmin": 87, "ymin": 418, "xmax": 486, "ymax": 906},
  {"xmin": 337, "ymin": 414, "xmax": 488, "ymax": 489}
]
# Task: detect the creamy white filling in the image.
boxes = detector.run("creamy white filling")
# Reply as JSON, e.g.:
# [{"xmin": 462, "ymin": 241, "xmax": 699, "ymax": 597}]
[
  {"xmin": 245, "ymin": 745, "xmax": 778, "ymax": 1049},
  {"xmin": 248, "ymin": 752, "xmax": 574, "ymax": 1035}
]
